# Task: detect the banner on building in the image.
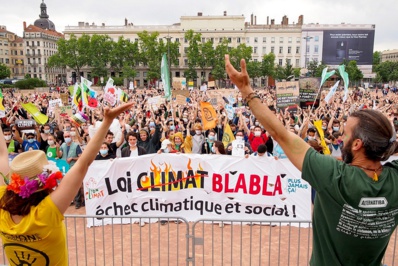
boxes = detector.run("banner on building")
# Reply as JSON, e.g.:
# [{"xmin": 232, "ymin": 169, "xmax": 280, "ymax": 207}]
[{"xmin": 83, "ymin": 154, "xmax": 311, "ymax": 227}]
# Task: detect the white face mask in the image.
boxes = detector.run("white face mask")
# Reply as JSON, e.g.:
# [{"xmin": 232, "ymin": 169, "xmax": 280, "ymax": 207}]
[
  {"xmin": 48, "ymin": 140, "xmax": 55, "ymax": 145},
  {"xmin": 254, "ymin": 131, "xmax": 261, "ymax": 137},
  {"xmin": 236, "ymin": 136, "xmax": 243, "ymax": 141},
  {"xmin": 70, "ymin": 132, "xmax": 76, "ymax": 137},
  {"xmin": 4, "ymin": 135, "xmax": 11, "ymax": 141},
  {"xmin": 211, "ymin": 146, "xmax": 216, "ymax": 153},
  {"xmin": 163, "ymin": 148, "xmax": 170, "ymax": 153},
  {"xmin": 64, "ymin": 137, "xmax": 72, "ymax": 144},
  {"xmin": 238, "ymin": 97, "xmax": 242, "ymax": 101},
  {"xmin": 333, "ymin": 127, "xmax": 340, "ymax": 132},
  {"xmin": 129, "ymin": 142, "xmax": 136, "ymax": 147},
  {"xmin": 196, "ymin": 130, "xmax": 202, "ymax": 135},
  {"xmin": 44, "ymin": 129, "xmax": 50, "ymax": 134},
  {"xmin": 308, "ymin": 136, "xmax": 316, "ymax": 141},
  {"xmin": 255, "ymin": 122, "xmax": 260, "ymax": 126}
]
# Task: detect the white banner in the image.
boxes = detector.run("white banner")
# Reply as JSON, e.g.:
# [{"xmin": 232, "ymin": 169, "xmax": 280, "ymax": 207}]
[{"xmin": 83, "ymin": 154, "xmax": 311, "ymax": 227}]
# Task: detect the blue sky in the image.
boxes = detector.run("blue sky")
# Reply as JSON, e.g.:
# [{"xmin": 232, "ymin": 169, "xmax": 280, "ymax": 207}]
[{"xmin": 3, "ymin": 0, "xmax": 397, "ymax": 51}]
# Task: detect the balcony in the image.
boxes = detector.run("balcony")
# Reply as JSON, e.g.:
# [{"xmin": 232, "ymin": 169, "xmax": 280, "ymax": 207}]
[{"xmin": 26, "ymin": 53, "xmax": 36, "ymax": 58}]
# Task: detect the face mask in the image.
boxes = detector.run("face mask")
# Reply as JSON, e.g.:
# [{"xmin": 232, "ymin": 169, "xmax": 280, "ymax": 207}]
[
  {"xmin": 183, "ymin": 112, "xmax": 188, "ymax": 116},
  {"xmin": 169, "ymin": 126, "xmax": 175, "ymax": 131},
  {"xmin": 245, "ymin": 118, "xmax": 250, "ymax": 123},
  {"xmin": 322, "ymin": 126, "xmax": 327, "ymax": 130},
  {"xmin": 100, "ymin": 149, "xmax": 108, "ymax": 155},
  {"xmin": 48, "ymin": 140, "xmax": 55, "ymax": 145},
  {"xmin": 70, "ymin": 132, "xmax": 76, "ymax": 137},
  {"xmin": 44, "ymin": 129, "xmax": 50, "ymax": 134},
  {"xmin": 333, "ymin": 127, "xmax": 340, "ymax": 132},
  {"xmin": 4, "ymin": 135, "xmax": 11, "ymax": 141},
  {"xmin": 255, "ymin": 122, "xmax": 260, "ymax": 126},
  {"xmin": 236, "ymin": 136, "xmax": 243, "ymax": 141},
  {"xmin": 149, "ymin": 122, "xmax": 155, "ymax": 127},
  {"xmin": 64, "ymin": 137, "xmax": 72, "ymax": 144},
  {"xmin": 254, "ymin": 131, "xmax": 261, "ymax": 137},
  {"xmin": 164, "ymin": 148, "xmax": 170, "ymax": 153},
  {"xmin": 183, "ymin": 118, "xmax": 188, "ymax": 123},
  {"xmin": 129, "ymin": 142, "xmax": 136, "ymax": 147},
  {"xmin": 208, "ymin": 135, "xmax": 215, "ymax": 141},
  {"xmin": 28, "ymin": 138, "xmax": 35, "ymax": 143},
  {"xmin": 308, "ymin": 136, "xmax": 316, "ymax": 141},
  {"xmin": 238, "ymin": 97, "xmax": 242, "ymax": 101},
  {"xmin": 65, "ymin": 127, "xmax": 71, "ymax": 131},
  {"xmin": 211, "ymin": 146, "xmax": 216, "ymax": 153},
  {"xmin": 196, "ymin": 130, "xmax": 202, "ymax": 135}
]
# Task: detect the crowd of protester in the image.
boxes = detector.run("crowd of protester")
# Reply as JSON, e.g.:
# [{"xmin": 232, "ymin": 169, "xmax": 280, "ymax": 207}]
[{"xmin": 1, "ymin": 84, "xmax": 398, "ymax": 208}]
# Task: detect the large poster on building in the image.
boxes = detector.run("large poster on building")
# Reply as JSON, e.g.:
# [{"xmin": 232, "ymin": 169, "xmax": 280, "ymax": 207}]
[
  {"xmin": 83, "ymin": 154, "xmax": 311, "ymax": 227},
  {"xmin": 322, "ymin": 30, "xmax": 375, "ymax": 65}
]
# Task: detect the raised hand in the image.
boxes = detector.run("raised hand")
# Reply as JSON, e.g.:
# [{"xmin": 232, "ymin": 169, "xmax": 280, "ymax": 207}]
[{"xmin": 225, "ymin": 55, "xmax": 252, "ymax": 98}]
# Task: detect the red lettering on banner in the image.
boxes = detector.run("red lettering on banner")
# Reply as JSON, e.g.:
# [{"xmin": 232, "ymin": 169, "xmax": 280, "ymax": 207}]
[{"xmin": 212, "ymin": 173, "xmax": 283, "ymax": 196}]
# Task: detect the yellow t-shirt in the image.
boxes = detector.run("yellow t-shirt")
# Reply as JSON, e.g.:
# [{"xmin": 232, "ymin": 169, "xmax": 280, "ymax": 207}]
[{"xmin": 0, "ymin": 186, "xmax": 68, "ymax": 265}]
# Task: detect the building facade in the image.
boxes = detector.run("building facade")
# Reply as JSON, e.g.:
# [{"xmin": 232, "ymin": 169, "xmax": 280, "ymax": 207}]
[
  {"xmin": 64, "ymin": 12, "xmax": 304, "ymax": 87},
  {"xmin": 23, "ymin": 1, "xmax": 66, "ymax": 85},
  {"xmin": 381, "ymin": 49, "xmax": 398, "ymax": 63},
  {"xmin": 0, "ymin": 26, "xmax": 24, "ymax": 79}
]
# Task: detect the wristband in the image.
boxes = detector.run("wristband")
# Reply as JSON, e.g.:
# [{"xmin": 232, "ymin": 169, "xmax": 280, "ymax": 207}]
[{"xmin": 246, "ymin": 94, "xmax": 261, "ymax": 106}]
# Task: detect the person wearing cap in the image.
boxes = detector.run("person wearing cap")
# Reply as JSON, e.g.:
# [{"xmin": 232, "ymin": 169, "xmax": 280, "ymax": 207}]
[
  {"xmin": 0, "ymin": 103, "xmax": 133, "ymax": 265},
  {"xmin": 225, "ymin": 54, "xmax": 398, "ymax": 266},
  {"xmin": 157, "ymin": 139, "xmax": 177, "ymax": 154}
]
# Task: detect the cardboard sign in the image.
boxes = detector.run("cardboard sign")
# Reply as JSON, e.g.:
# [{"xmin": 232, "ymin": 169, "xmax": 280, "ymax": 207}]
[
  {"xmin": 172, "ymin": 78, "xmax": 187, "ymax": 89},
  {"xmin": 15, "ymin": 119, "xmax": 37, "ymax": 130},
  {"xmin": 172, "ymin": 90, "xmax": 190, "ymax": 97},
  {"xmin": 60, "ymin": 93, "xmax": 69, "ymax": 105},
  {"xmin": 209, "ymin": 98, "xmax": 218, "ymax": 106},
  {"xmin": 299, "ymin": 78, "xmax": 321, "ymax": 102},
  {"xmin": 208, "ymin": 81, "xmax": 215, "ymax": 88},
  {"xmin": 49, "ymin": 99, "xmax": 63, "ymax": 109},
  {"xmin": 55, "ymin": 105, "xmax": 73, "ymax": 120},
  {"xmin": 176, "ymin": 95, "xmax": 187, "ymax": 106},
  {"xmin": 276, "ymin": 81, "xmax": 300, "ymax": 108}
]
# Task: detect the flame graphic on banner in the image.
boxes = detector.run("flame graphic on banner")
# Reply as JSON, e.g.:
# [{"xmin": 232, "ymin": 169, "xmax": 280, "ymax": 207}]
[{"xmin": 141, "ymin": 159, "xmax": 204, "ymax": 190}]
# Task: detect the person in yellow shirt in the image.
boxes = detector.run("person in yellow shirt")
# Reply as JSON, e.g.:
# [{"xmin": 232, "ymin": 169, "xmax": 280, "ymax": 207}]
[{"xmin": 0, "ymin": 103, "xmax": 133, "ymax": 265}]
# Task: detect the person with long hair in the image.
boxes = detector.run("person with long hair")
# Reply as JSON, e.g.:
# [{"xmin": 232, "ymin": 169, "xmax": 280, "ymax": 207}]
[
  {"xmin": 225, "ymin": 54, "xmax": 398, "ymax": 265},
  {"xmin": 212, "ymin": 140, "xmax": 226, "ymax": 155},
  {"xmin": 0, "ymin": 103, "xmax": 133, "ymax": 265}
]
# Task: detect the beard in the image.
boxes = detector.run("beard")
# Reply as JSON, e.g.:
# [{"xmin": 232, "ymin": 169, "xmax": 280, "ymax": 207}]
[{"xmin": 341, "ymin": 138, "xmax": 354, "ymax": 164}]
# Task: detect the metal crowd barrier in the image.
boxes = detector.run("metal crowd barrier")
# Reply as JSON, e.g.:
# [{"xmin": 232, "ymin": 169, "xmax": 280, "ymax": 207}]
[{"xmin": 0, "ymin": 216, "xmax": 397, "ymax": 265}]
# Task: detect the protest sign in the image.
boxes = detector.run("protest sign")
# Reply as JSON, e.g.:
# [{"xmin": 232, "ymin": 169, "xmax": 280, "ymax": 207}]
[
  {"xmin": 60, "ymin": 93, "xmax": 69, "ymax": 105},
  {"xmin": 83, "ymin": 154, "xmax": 311, "ymax": 227},
  {"xmin": 276, "ymin": 81, "xmax": 300, "ymax": 108},
  {"xmin": 172, "ymin": 78, "xmax": 187, "ymax": 89},
  {"xmin": 208, "ymin": 81, "xmax": 215, "ymax": 88},
  {"xmin": 55, "ymin": 105, "xmax": 73, "ymax": 120},
  {"xmin": 176, "ymin": 95, "xmax": 187, "ymax": 105},
  {"xmin": 299, "ymin": 78, "xmax": 321, "ymax": 102}
]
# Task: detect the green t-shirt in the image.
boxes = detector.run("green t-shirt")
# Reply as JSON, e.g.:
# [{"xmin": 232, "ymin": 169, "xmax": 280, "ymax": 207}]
[
  {"xmin": 46, "ymin": 146, "xmax": 57, "ymax": 159},
  {"xmin": 302, "ymin": 148, "xmax": 398, "ymax": 266}
]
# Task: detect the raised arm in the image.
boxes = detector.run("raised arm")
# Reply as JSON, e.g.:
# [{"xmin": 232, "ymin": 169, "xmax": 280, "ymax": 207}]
[
  {"xmin": 0, "ymin": 127, "xmax": 9, "ymax": 185},
  {"xmin": 50, "ymin": 102, "xmax": 134, "ymax": 213},
  {"xmin": 225, "ymin": 55, "xmax": 309, "ymax": 170}
]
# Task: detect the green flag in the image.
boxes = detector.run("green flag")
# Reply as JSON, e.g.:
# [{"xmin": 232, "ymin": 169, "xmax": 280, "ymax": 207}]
[
  {"xmin": 320, "ymin": 67, "xmax": 335, "ymax": 88},
  {"xmin": 0, "ymin": 89, "xmax": 4, "ymax": 118},
  {"xmin": 338, "ymin": 65, "xmax": 350, "ymax": 102},
  {"xmin": 161, "ymin": 53, "xmax": 171, "ymax": 101}
]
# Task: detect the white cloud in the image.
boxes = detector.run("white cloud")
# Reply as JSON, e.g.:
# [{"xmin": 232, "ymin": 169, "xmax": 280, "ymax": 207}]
[{"xmin": 3, "ymin": 0, "xmax": 398, "ymax": 51}]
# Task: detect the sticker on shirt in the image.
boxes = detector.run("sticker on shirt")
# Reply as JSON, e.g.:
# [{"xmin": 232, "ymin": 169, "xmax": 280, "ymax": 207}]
[
  {"xmin": 358, "ymin": 197, "xmax": 388, "ymax": 208},
  {"xmin": 336, "ymin": 204, "xmax": 398, "ymax": 239},
  {"xmin": 4, "ymin": 243, "xmax": 49, "ymax": 265}
]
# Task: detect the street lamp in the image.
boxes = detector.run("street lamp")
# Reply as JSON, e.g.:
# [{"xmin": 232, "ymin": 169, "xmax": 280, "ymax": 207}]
[{"xmin": 303, "ymin": 34, "xmax": 313, "ymax": 69}]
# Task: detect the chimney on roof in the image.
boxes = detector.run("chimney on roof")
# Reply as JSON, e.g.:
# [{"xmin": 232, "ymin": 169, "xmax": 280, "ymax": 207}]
[
  {"xmin": 224, "ymin": 11, "xmax": 227, "ymax": 16},
  {"xmin": 298, "ymin": 15, "xmax": 304, "ymax": 25},
  {"xmin": 255, "ymin": 16, "xmax": 257, "ymax": 25},
  {"xmin": 23, "ymin": 21, "xmax": 26, "ymax": 30},
  {"xmin": 198, "ymin": 12, "xmax": 203, "ymax": 16},
  {"xmin": 271, "ymin": 19, "xmax": 275, "ymax": 25},
  {"xmin": 251, "ymin": 13, "xmax": 254, "ymax": 25},
  {"xmin": 267, "ymin": 16, "xmax": 269, "ymax": 25},
  {"xmin": 102, "ymin": 23, "xmax": 105, "ymax": 26},
  {"xmin": 125, "ymin": 18, "xmax": 128, "ymax": 26}
]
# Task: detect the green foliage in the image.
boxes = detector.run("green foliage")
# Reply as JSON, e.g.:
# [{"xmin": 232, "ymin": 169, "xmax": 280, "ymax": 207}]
[
  {"xmin": 229, "ymin": 44, "xmax": 252, "ymax": 71},
  {"xmin": 345, "ymin": 60, "xmax": 363, "ymax": 83},
  {"xmin": 24, "ymin": 74, "xmax": 31, "ymax": 79},
  {"xmin": 246, "ymin": 61, "xmax": 262, "ymax": 85},
  {"xmin": 375, "ymin": 61, "xmax": 398, "ymax": 82},
  {"xmin": 261, "ymin": 53, "xmax": 276, "ymax": 78},
  {"xmin": 89, "ymin": 35, "xmax": 113, "ymax": 78},
  {"xmin": 211, "ymin": 39, "xmax": 229, "ymax": 83},
  {"xmin": 113, "ymin": 77, "xmax": 124, "ymax": 86},
  {"xmin": 274, "ymin": 60, "xmax": 295, "ymax": 81},
  {"xmin": 373, "ymin": 51, "xmax": 381, "ymax": 71},
  {"xmin": 184, "ymin": 30, "xmax": 201, "ymax": 80},
  {"xmin": 0, "ymin": 63, "xmax": 11, "ymax": 79},
  {"xmin": 307, "ymin": 60, "xmax": 327, "ymax": 77},
  {"xmin": 15, "ymin": 78, "xmax": 47, "ymax": 89}
]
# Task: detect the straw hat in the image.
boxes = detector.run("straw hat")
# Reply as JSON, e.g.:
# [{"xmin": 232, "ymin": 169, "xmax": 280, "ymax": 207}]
[{"xmin": 10, "ymin": 150, "xmax": 49, "ymax": 179}]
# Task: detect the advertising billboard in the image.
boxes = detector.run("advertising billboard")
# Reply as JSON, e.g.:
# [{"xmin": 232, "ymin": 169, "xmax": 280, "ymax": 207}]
[{"xmin": 322, "ymin": 30, "xmax": 375, "ymax": 65}]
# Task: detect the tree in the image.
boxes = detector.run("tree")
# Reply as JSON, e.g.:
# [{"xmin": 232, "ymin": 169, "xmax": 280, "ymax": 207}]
[
  {"xmin": 246, "ymin": 61, "xmax": 262, "ymax": 87},
  {"xmin": 48, "ymin": 34, "xmax": 91, "ymax": 82},
  {"xmin": 110, "ymin": 36, "xmax": 140, "ymax": 74},
  {"xmin": 229, "ymin": 44, "xmax": 252, "ymax": 71},
  {"xmin": 345, "ymin": 60, "xmax": 363, "ymax": 85},
  {"xmin": 375, "ymin": 61, "xmax": 398, "ymax": 83},
  {"xmin": 274, "ymin": 60, "xmax": 295, "ymax": 81},
  {"xmin": 197, "ymin": 40, "xmax": 215, "ymax": 82},
  {"xmin": 261, "ymin": 53, "xmax": 276, "ymax": 79},
  {"xmin": 184, "ymin": 30, "xmax": 201, "ymax": 80},
  {"xmin": 89, "ymin": 34, "xmax": 114, "ymax": 78},
  {"xmin": 373, "ymin": 51, "xmax": 381, "ymax": 72},
  {"xmin": 0, "ymin": 63, "xmax": 11, "ymax": 79},
  {"xmin": 211, "ymin": 39, "xmax": 229, "ymax": 86},
  {"xmin": 307, "ymin": 60, "xmax": 327, "ymax": 77}
]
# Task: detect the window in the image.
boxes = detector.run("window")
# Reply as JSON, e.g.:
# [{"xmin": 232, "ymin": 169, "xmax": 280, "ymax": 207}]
[
  {"xmin": 253, "ymin": 47, "xmax": 257, "ymax": 54},
  {"xmin": 314, "ymin": 58, "xmax": 319, "ymax": 63},
  {"xmin": 287, "ymin": 59, "xmax": 291, "ymax": 65},
  {"xmin": 175, "ymin": 38, "xmax": 180, "ymax": 43},
  {"xmin": 254, "ymin": 37, "xmax": 258, "ymax": 43},
  {"xmin": 279, "ymin": 37, "xmax": 284, "ymax": 43},
  {"xmin": 219, "ymin": 37, "xmax": 223, "ymax": 43},
  {"xmin": 306, "ymin": 45, "xmax": 310, "ymax": 53},
  {"xmin": 279, "ymin": 47, "xmax": 283, "ymax": 54},
  {"xmin": 296, "ymin": 46, "xmax": 300, "ymax": 54},
  {"xmin": 143, "ymin": 72, "xmax": 147, "ymax": 78},
  {"xmin": 254, "ymin": 59, "xmax": 258, "ymax": 62},
  {"xmin": 210, "ymin": 38, "xmax": 214, "ymax": 43},
  {"xmin": 262, "ymin": 47, "xmax": 266, "ymax": 54},
  {"xmin": 296, "ymin": 37, "xmax": 301, "ymax": 43},
  {"xmin": 271, "ymin": 47, "xmax": 275, "ymax": 54},
  {"xmin": 37, "ymin": 41, "xmax": 40, "ymax": 46},
  {"xmin": 314, "ymin": 36, "xmax": 319, "ymax": 42},
  {"xmin": 314, "ymin": 45, "xmax": 319, "ymax": 53},
  {"xmin": 135, "ymin": 72, "xmax": 140, "ymax": 77},
  {"xmin": 288, "ymin": 37, "xmax": 292, "ymax": 43},
  {"xmin": 296, "ymin": 59, "xmax": 300, "ymax": 67},
  {"xmin": 202, "ymin": 38, "xmax": 205, "ymax": 43},
  {"xmin": 288, "ymin": 47, "xmax": 291, "ymax": 54},
  {"xmin": 5, "ymin": 59, "xmax": 9, "ymax": 64},
  {"xmin": 184, "ymin": 59, "xmax": 188, "ymax": 66},
  {"xmin": 271, "ymin": 37, "xmax": 275, "ymax": 43},
  {"xmin": 184, "ymin": 38, "xmax": 188, "ymax": 43},
  {"xmin": 228, "ymin": 37, "xmax": 232, "ymax": 43},
  {"xmin": 262, "ymin": 37, "xmax": 266, "ymax": 43},
  {"xmin": 4, "ymin": 50, "xmax": 8, "ymax": 55},
  {"xmin": 246, "ymin": 37, "xmax": 250, "ymax": 44},
  {"xmin": 26, "ymin": 41, "xmax": 29, "ymax": 46},
  {"xmin": 184, "ymin": 47, "xmax": 188, "ymax": 53},
  {"xmin": 237, "ymin": 37, "xmax": 241, "ymax": 43},
  {"xmin": 279, "ymin": 59, "xmax": 283, "ymax": 66}
]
